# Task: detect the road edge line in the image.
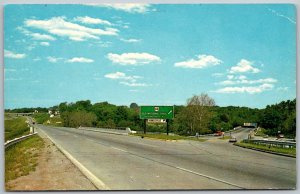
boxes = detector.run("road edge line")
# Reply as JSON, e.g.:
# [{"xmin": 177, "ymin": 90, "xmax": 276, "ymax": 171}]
[{"xmin": 36, "ymin": 127, "xmax": 110, "ymax": 190}]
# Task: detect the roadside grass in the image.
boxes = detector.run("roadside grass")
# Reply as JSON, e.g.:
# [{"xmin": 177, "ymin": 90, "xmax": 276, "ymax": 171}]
[
  {"xmin": 235, "ymin": 141, "xmax": 296, "ymax": 157},
  {"xmin": 131, "ymin": 133, "xmax": 207, "ymax": 142},
  {"xmin": 255, "ymin": 128, "xmax": 267, "ymax": 136},
  {"xmin": 5, "ymin": 135, "xmax": 45, "ymax": 189},
  {"xmin": 5, "ymin": 117, "xmax": 30, "ymax": 142},
  {"xmin": 33, "ymin": 113, "xmax": 49, "ymax": 124},
  {"xmin": 218, "ymin": 136, "xmax": 231, "ymax": 140},
  {"xmin": 4, "ymin": 113, "xmax": 16, "ymax": 120}
]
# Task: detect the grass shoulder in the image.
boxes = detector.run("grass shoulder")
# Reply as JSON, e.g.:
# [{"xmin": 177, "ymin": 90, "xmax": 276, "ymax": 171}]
[
  {"xmin": 235, "ymin": 141, "xmax": 296, "ymax": 157},
  {"xmin": 131, "ymin": 133, "xmax": 207, "ymax": 142},
  {"xmin": 5, "ymin": 135, "xmax": 45, "ymax": 189},
  {"xmin": 5, "ymin": 117, "xmax": 30, "ymax": 142}
]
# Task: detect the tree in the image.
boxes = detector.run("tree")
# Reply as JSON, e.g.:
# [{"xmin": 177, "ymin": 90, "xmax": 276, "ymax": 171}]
[
  {"xmin": 130, "ymin": 102, "xmax": 139, "ymax": 109},
  {"xmin": 176, "ymin": 93, "xmax": 216, "ymax": 135}
]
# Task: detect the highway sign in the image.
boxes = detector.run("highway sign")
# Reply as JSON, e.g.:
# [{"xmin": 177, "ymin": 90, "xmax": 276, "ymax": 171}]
[{"xmin": 140, "ymin": 106, "xmax": 174, "ymax": 119}]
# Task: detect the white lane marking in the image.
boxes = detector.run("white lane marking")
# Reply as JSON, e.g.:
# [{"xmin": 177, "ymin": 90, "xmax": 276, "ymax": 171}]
[
  {"xmin": 176, "ymin": 166, "xmax": 244, "ymax": 189},
  {"xmin": 136, "ymin": 142, "xmax": 157, "ymax": 148},
  {"xmin": 111, "ymin": 146, "xmax": 127, "ymax": 152}
]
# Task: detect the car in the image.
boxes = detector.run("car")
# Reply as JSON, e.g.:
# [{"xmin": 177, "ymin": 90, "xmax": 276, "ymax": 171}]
[
  {"xmin": 214, "ymin": 131, "xmax": 224, "ymax": 136},
  {"xmin": 229, "ymin": 137, "xmax": 237, "ymax": 143}
]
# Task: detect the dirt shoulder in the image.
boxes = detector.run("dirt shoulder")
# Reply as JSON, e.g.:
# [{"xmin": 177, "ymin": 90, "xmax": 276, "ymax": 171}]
[{"xmin": 6, "ymin": 134, "xmax": 97, "ymax": 191}]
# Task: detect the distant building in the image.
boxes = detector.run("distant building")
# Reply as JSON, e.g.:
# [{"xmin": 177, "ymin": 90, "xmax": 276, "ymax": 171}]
[{"xmin": 243, "ymin": 123, "xmax": 257, "ymax": 128}]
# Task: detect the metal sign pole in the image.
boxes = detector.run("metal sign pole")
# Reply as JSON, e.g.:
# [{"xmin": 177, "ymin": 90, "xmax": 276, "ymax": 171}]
[
  {"xmin": 166, "ymin": 119, "xmax": 169, "ymax": 135},
  {"xmin": 144, "ymin": 119, "xmax": 147, "ymax": 134}
]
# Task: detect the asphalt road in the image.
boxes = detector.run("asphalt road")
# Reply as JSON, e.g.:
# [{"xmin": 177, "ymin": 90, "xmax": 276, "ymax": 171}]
[{"xmin": 35, "ymin": 125, "xmax": 296, "ymax": 190}]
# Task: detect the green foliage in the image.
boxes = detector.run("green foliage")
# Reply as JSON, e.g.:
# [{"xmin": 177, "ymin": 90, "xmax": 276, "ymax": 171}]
[
  {"xmin": 7, "ymin": 98, "xmax": 296, "ymax": 138},
  {"xmin": 260, "ymin": 99, "xmax": 296, "ymax": 137},
  {"xmin": 33, "ymin": 113, "xmax": 50, "ymax": 124},
  {"xmin": 5, "ymin": 107, "xmax": 48, "ymax": 113},
  {"xmin": 5, "ymin": 117, "xmax": 30, "ymax": 141},
  {"xmin": 61, "ymin": 111, "xmax": 97, "ymax": 128}
]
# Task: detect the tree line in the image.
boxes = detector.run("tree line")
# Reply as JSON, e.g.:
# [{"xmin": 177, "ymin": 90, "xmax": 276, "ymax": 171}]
[{"xmin": 5, "ymin": 94, "xmax": 296, "ymax": 138}]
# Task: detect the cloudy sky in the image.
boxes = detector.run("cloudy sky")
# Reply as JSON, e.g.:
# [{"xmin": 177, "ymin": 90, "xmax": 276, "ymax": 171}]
[{"xmin": 4, "ymin": 4, "xmax": 296, "ymax": 109}]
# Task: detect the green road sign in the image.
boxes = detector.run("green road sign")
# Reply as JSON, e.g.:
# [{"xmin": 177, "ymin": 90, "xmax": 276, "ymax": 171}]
[{"xmin": 140, "ymin": 106, "xmax": 174, "ymax": 119}]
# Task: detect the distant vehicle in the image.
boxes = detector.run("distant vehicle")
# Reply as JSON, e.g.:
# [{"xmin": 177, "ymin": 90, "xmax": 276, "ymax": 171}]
[
  {"xmin": 214, "ymin": 131, "xmax": 224, "ymax": 136},
  {"xmin": 229, "ymin": 137, "xmax": 237, "ymax": 143},
  {"xmin": 277, "ymin": 134, "xmax": 284, "ymax": 138}
]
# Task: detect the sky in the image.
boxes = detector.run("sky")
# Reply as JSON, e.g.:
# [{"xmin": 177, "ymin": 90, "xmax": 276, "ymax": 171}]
[{"xmin": 4, "ymin": 4, "xmax": 296, "ymax": 109}]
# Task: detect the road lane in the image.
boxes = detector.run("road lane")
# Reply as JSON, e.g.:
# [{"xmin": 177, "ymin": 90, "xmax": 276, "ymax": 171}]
[{"xmin": 36, "ymin": 125, "xmax": 296, "ymax": 190}]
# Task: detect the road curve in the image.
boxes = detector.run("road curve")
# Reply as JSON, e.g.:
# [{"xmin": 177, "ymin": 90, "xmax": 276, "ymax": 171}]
[{"xmin": 35, "ymin": 125, "xmax": 296, "ymax": 190}]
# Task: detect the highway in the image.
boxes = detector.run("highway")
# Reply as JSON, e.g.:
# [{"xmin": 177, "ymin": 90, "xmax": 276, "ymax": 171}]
[{"xmin": 35, "ymin": 125, "xmax": 296, "ymax": 190}]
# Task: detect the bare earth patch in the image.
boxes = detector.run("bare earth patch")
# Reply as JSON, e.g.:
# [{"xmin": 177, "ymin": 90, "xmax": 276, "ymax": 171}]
[{"xmin": 6, "ymin": 135, "xmax": 96, "ymax": 191}]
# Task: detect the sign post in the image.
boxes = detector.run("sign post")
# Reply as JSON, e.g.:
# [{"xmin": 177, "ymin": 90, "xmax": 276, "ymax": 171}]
[{"xmin": 140, "ymin": 106, "xmax": 174, "ymax": 135}]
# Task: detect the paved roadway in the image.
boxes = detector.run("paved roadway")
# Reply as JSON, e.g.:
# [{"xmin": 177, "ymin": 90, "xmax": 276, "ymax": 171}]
[{"xmin": 35, "ymin": 125, "xmax": 296, "ymax": 190}]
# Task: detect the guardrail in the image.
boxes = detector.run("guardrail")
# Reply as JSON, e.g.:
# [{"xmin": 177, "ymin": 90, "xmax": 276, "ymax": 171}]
[
  {"xmin": 242, "ymin": 139, "xmax": 296, "ymax": 149},
  {"xmin": 5, "ymin": 132, "xmax": 38, "ymax": 149},
  {"xmin": 78, "ymin": 126, "xmax": 133, "ymax": 135}
]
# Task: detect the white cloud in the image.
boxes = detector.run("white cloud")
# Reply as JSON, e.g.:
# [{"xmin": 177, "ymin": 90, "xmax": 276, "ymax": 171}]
[
  {"xmin": 215, "ymin": 83, "xmax": 274, "ymax": 94},
  {"xmin": 40, "ymin": 42, "xmax": 50, "ymax": 46},
  {"xmin": 66, "ymin": 57, "xmax": 94, "ymax": 63},
  {"xmin": 4, "ymin": 50, "xmax": 26, "ymax": 59},
  {"xmin": 4, "ymin": 68, "xmax": 16, "ymax": 72},
  {"xmin": 31, "ymin": 33, "xmax": 56, "ymax": 41},
  {"xmin": 227, "ymin": 75, "xmax": 234, "ymax": 80},
  {"xmin": 174, "ymin": 54, "xmax": 222, "ymax": 69},
  {"xmin": 219, "ymin": 77, "xmax": 277, "ymax": 85},
  {"xmin": 229, "ymin": 59, "xmax": 260, "ymax": 74},
  {"xmin": 104, "ymin": 72, "xmax": 148, "ymax": 87},
  {"xmin": 33, "ymin": 57, "xmax": 41, "ymax": 61},
  {"xmin": 120, "ymin": 82, "xmax": 149, "ymax": 87},
  {"xmin": 276, "ymin": 87, "xmax": 289, "ymax": 91},
  {"xmin": 25, "ymin": 17, "xmax": 118, "ymax": 42},
  {"xmin": 74, "ymin": 16, "xmax": 112, "ymax": 25},
  {"xmin": 17, "ymin": 26, "xmax": 56, "ymax": 41},
  {"xmin": 268, "ymin": 8, "xmax": 296, "ymax": 24},
  {"xmin": 212, "ymin": 73, "xmax": 224, "ymax": 77},
  {"xmin": 47, "ymin": 56, "xmax": 62, "ymax": 63},
  {"xmin": 88, "ymin": 4, "xmax": 151, "ymax": 13},
  {"xmin": 104, "ymin": 72, "xmax": 141, "ymax": 81},
  {"xmin": 107, "ymin": 52, "xmax": 160, "ymax": 65},
  {"xmin": 120, "ymin": 38, "xmax": 141, "ymax": 43}
]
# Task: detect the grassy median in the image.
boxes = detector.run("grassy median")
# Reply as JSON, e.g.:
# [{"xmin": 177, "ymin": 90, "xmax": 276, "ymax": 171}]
[
  {"xmin": 132, "ymin": 133, "xmax": 207, "ymax": 142},
  {"xmin": 235, "ymin": 141, "xmax": 296, "ymax": 157},
  {"xmin": 5, "ymin": 117, "xmax": 30, "ymax": 142},
  {"xmin": 5, "ymin": 135, "xmax": 45, "ymax": 188}
]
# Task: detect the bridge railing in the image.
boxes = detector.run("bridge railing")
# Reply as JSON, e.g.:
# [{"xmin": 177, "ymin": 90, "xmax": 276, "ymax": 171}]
[{"xmin": 242, "ymin": 139, "xmax": 296, "ymax": 149}]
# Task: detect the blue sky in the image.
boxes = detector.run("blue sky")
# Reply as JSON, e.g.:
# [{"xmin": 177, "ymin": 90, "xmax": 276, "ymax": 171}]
[{"xmin": 4, "ymin": 4, "xmax": 296, "ymax": 109}]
